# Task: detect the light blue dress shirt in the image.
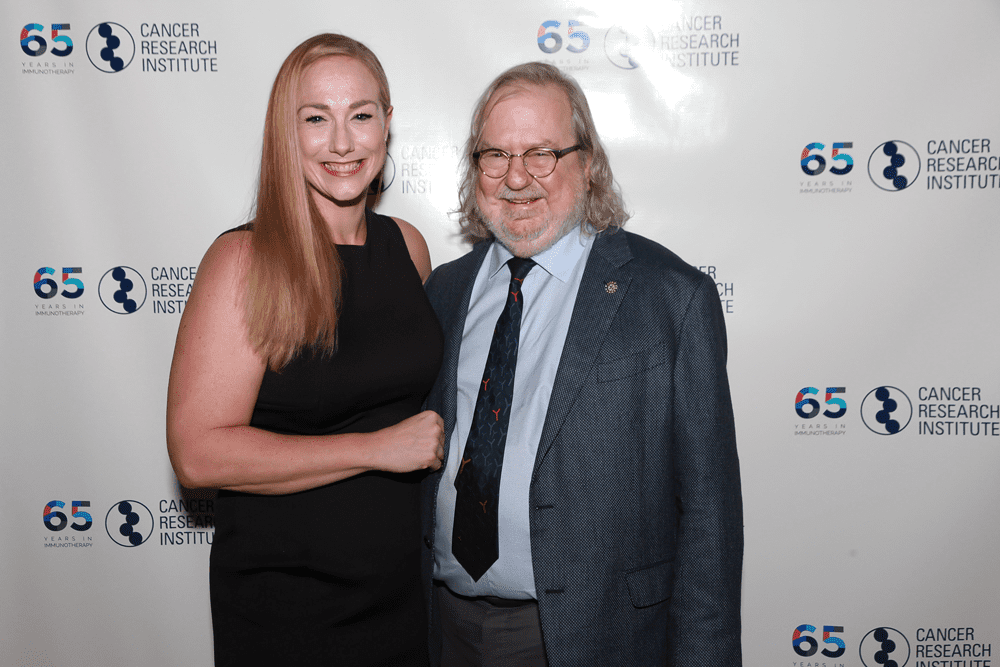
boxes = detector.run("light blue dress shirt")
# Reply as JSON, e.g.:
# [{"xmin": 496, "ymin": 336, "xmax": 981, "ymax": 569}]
[{"xmin": 434, "ymin": 224, "xmax": 595, "ymax": 599}]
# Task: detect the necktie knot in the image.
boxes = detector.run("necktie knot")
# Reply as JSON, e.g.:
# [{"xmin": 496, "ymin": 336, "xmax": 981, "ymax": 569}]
[{"xmin": 506, "ymin": 257, "xmax": 536, "ymax": 284}]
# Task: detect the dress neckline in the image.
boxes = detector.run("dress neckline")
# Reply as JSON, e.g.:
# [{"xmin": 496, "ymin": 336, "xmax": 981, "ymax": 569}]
[{"xmin": 335, "ymin": 209, "xmax": 377, "ymax": 249}]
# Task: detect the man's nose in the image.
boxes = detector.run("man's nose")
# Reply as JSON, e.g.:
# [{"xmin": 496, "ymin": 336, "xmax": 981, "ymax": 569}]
[{"xmin": 504, "ymin": 156, "xmax": 533, "ymax": 189}]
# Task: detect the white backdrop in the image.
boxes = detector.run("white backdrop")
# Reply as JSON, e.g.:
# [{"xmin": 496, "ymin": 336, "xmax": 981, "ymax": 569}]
[{"xmin": 4, "ymin": 1, "xmax": 1000, "ymax": 665}]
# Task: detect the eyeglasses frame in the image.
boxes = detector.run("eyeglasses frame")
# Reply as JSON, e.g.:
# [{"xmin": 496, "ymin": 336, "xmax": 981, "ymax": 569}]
[{"xmin": 472, "ymin": 144, "xmax": 584, "ymax": 179}]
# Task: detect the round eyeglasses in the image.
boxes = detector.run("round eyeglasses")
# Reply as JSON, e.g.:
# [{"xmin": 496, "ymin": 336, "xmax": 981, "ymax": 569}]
[{"xmin": 473, "ymin": 145, "xmax": 583, "ymax": 179}]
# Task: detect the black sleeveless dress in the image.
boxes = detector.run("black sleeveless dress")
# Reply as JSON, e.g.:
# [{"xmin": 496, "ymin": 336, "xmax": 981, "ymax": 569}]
[{"xmin": 209, "ymin": 211, "xmax": 443, "ymax": 666}]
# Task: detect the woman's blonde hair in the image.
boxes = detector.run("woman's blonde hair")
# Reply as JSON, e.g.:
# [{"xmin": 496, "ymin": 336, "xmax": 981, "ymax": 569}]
[{"xmin": 248, "ymin": 34, "xmax": 390, "ymax": 370}]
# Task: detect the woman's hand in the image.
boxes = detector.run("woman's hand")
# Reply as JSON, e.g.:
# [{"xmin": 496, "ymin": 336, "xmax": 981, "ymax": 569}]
[{"xmin": 373, "ymin": 410, "xmax": 445, "ymax": 473}]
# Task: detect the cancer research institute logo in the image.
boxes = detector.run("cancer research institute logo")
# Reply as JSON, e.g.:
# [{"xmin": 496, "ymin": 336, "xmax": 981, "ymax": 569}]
[
  {"xmin": 861, "ymin": 386, "xmax": 913, "ymax": 435},
  {"xmin": 604, "ymin": 25, "xmax": 654, "ymax": 69},
  {"xmin": 104, "ymin": 500, "xmax": 154, "ymax": 547},
  {"xmin": 369, "ymin": 153, "xmax": 396, "ymax": 194},
  {"xmin": 860, "ymin": 627, "xmax": 910, "ymax": 667},
  {"xmin": 868, "ymin": 141, "xmax": 920, "ymax": 192},
  {"xmin": 85, "ymin": 22, "xmax": 135, "ymax": 73},
  {"xmin": 98, "ymin": 266, "xmax": 147, "ymax": 314}
]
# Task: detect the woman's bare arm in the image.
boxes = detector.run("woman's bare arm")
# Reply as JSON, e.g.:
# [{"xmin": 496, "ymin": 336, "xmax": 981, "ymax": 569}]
[
  {"xmin": 393, "ymin": 217, "xmax": 433, "ymax": 282},
  {"xmin": 166, "ymin": 231, "xmax": 442, "ymax": 495}
]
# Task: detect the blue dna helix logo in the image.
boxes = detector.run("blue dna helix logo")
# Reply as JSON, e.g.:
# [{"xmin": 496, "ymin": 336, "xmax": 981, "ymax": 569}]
[
  {"xmin": 868, "ymin": 141, "xmax": 920, "ymax": 192},
  {"xmin": 860, "ymin": 627, "xmax": 910, "ymax": 667},
  {"xmin": 104, "ymin": 500, "xmax": 154, "ymax": 547},
  {"xmin": 86, "ymin": 22, "xmax": 135, "ymax": 73},
  {"xmin": 861, "ymin": 386, "xmax": 913, "ymax": 435},
  {"xmin": 98, "ymin": 266, "xmax": 147, "ymax": 314}
]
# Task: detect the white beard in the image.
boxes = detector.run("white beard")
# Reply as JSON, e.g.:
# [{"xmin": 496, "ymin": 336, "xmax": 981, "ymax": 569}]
[{"xmin": 475, "ymin": 189, "xmax": 586, "ymax": 258}]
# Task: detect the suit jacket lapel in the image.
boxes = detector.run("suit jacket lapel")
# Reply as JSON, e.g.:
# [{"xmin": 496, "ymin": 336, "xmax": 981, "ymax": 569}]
[
  {"xmin": 533, "ymin": 228, "xmax": 633, "ymax": 477},
  {"xmin": 437, "ymin": 242, "xmax": 491, "ymax": 454}
]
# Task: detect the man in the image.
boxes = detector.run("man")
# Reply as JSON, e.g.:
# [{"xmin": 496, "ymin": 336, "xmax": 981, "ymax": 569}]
[{"xmin": 422, "ymin": 62, "xmax": 742, "ymax": 666}]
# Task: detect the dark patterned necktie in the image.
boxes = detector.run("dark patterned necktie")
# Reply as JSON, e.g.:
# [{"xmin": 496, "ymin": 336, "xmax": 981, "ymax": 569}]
[{"xmin": 452, "ymin": 256, "xmax": 536, "ymax": 581}]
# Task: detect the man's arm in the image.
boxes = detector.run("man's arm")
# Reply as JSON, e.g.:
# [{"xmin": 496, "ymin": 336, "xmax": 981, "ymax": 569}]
[{"xmin": 668, "ymin": 275, "xmax": 744, "ymax": 664}]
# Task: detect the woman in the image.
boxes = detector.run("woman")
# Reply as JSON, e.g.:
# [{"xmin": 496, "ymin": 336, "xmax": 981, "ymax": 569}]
[{"xmin": 166, "ymin": 34, "xmax": 443, "ymax": 666}]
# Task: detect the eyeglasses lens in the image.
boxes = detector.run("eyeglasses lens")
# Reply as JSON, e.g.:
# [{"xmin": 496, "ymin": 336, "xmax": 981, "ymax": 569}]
[{"xmin": 523, "ymin": 150, "xmax": 556, "ymax": 177}]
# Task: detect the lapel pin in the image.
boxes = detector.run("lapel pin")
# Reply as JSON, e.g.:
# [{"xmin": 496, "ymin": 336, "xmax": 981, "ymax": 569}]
[{"xmin": 604, "ymin": 280, "xmax": 618, "ymax": 294}]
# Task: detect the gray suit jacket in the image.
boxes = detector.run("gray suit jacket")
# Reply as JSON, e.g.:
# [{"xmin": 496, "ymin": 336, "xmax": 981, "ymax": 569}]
[{"xmin": 422, "ymin": 227, "xmax": 743, "ymax": 666}]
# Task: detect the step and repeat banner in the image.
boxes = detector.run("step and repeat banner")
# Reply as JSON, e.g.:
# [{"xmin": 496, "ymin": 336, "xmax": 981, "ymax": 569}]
[{"xmin": 4, "ymin": 1, "xmax": 999, "ymax": 665}]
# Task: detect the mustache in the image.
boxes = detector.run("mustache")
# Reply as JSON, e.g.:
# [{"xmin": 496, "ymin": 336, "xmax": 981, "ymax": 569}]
[{"xmin": 495, "ymin": 185, "xmax": 546, "ymax": 201}]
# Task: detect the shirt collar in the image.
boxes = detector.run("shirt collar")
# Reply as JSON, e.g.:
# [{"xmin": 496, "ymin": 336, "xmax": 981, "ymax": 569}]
[{"xmin": 486, "ymin": 223, "xmax": 594, "ymax": 283}]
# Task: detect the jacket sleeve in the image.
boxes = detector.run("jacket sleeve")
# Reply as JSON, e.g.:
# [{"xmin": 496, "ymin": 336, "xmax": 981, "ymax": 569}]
[{"xmin": 668, "ymin": 274, "xmax": 743, "ymax": 665}]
